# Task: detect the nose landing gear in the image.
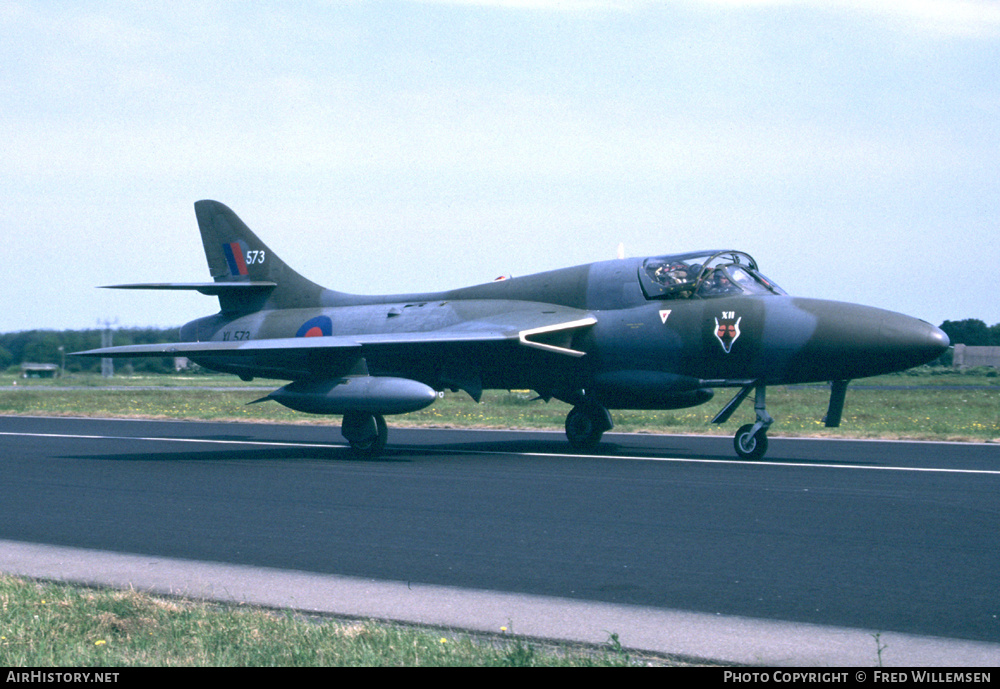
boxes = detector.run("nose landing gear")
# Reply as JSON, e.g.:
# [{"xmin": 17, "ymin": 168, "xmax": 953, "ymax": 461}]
[{"xmin": 715, "ymin": 383, "xmax": 773, "ymax": 460}]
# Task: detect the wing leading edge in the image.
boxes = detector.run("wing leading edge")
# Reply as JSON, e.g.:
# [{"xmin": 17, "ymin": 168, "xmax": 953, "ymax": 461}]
[{"xmin": 73, "ymin": 315, "xmax": 597, "ymax": 365}]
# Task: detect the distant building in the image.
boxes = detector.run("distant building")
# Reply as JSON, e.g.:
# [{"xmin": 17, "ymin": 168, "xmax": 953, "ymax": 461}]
[
  {"xmin": 20, "ymin": 363, "xmax": 60, "ymax": 379},
  {"xmin": 952, "ymin": 344, "xmax": 1000, "ymax": 369}
]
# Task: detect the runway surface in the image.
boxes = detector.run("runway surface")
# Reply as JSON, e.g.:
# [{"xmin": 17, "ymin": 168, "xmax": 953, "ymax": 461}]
[{"xmin": 1, "ymin": 415, "xmax": 998, "ymax": 665}]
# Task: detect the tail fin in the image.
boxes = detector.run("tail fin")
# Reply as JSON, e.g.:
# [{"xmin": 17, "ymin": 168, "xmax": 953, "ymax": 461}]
[{"xmin": 194, "ymin": 200, "xmax": 330, "ymax": 311}]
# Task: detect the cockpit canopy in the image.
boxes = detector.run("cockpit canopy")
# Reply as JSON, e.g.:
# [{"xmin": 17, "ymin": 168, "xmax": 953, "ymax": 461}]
[{"xmin": 638, "ymin": 250, "xmax": 786, "ymax": 300}]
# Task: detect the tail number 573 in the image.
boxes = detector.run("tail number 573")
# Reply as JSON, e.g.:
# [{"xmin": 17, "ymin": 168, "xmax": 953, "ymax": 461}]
[{"xmin": 246, "ymin": 250, "xmax": 266, "ymax": 265}]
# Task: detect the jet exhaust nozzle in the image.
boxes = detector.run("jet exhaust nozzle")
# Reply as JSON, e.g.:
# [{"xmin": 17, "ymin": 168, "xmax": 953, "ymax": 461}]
[{"xmin": 265, "ymin": 377, "xmax": 438, "ymax": 416}]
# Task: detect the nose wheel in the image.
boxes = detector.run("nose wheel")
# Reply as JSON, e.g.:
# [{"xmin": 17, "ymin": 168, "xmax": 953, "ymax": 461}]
[
  {"xmin": 734, "ymin": 423, "xmax": 768, "ymax": 460},
  {"xmin": 714, "ymin": 383, "xmax": 773, "ymax": 460}
]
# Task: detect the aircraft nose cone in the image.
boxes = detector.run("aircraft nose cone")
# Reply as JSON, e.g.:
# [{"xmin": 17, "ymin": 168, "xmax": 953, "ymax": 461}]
[
  {"xmin": 879, "ymin": 314, "xmax": 950, "ymax": 369},
  {"xmin": 777, "ymin": 300, "xmax": 951, "ymax": 382}
]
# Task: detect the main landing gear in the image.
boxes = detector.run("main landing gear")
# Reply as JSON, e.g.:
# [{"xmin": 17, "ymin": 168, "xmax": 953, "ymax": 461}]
[
  {"xmin": 341, "ymin": 411, "xmax": 388, "ymax": 458},
  {"xmin": 715, "ymin": 383, "xmax": 773, "ymax": 461},
  {"xmin": 565, "ymin": 402, "xmax": 614, "ymax": 451}
]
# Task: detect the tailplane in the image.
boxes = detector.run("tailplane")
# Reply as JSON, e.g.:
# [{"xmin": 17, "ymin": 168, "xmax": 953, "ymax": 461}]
[{"xmin": 102, "ymin": 201, "xmax": 340, "ymax": 313}]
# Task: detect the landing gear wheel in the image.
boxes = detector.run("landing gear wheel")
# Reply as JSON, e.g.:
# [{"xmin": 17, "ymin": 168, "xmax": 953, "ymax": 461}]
[
  {"xmin": 342, "ymin": 412, "xmax": 388, "ymax": 458},
  {"xmin": 734, "ymin": 424, "xmax": 768, "ymax": 461},
  {"xmin": 565, "ymin": 404, "xmax": 610, "ymax": 451}
]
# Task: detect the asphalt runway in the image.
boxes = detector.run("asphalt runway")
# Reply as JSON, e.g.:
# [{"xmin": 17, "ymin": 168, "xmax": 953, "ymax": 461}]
[{"xmin": 1, "ymin": 415, "xmax": 998, "ymax": 665}]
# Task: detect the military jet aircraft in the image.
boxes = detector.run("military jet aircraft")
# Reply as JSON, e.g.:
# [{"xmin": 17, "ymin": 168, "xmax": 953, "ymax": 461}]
[{"xmin": 77, "ymin": 200, "xmax": 949, "ymax": 459}]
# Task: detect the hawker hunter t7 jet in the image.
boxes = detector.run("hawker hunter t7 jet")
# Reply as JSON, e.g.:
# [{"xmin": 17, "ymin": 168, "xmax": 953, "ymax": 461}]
[{"xmin": 78, "ymin": 201, "xmax": 949, "ymax": 459}]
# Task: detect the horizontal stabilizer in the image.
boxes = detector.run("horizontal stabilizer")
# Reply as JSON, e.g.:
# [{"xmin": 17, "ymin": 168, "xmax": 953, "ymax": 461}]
[{"xmin": 101, "ymin": 282, "xmax": 277, "ymax": 296}]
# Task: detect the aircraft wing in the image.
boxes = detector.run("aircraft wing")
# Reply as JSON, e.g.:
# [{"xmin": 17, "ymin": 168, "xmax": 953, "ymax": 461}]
[
  {"xmin": 74, "ymin": 317, "xmax": 597, "ymax": 358},
  {"xmin": 74, "ymin": 331, "xmax": 507, "ymax": 358},
  {"xmin": 75, "ymin": 336, "xmax": 364, "ymax": 358},
  {"xmin": 73, "ymin": 309, "xmax": 598, "ymax": 380}
]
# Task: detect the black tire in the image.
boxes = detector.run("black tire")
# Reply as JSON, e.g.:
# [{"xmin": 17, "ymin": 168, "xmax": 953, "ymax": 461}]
[
  {"xmin": 347, "ymin": 414, "xmax": 388, "ymax": 458},
  {"xmin": 734, "ymin": 423, "xmax": 768, "ymax": 460},
  {"xmin": 565, "ymin": 405, "xmax": 604, "ymax": 450}
]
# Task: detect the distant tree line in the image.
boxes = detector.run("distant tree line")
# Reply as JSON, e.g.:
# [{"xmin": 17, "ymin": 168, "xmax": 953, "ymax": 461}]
[
  {"xmin": 0, "ymin": 327, "xmax": 181, "ymax": 374},
  {"xmin": 939, "ymin": 319, "xmax": 1000, "ymax": 347}
]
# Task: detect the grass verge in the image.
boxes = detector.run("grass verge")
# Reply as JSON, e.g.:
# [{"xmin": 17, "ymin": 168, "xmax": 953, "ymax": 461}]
[
  {"xmin": 2, "ymin": 369, "xmax": 999, "ymax": 442},
  {"xmin": 0, "ymin": 574, "xmax": 669, "ymax": 667}
]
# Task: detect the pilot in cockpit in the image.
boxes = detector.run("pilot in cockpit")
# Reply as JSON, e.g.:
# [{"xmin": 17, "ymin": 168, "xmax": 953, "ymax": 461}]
[
  {"xmin": 654, "ymin": 262, "xmax": 694, "ymax": 286},
  {"xmin": 700, "ymin": 267, "xmax": 739, "ymax": 296}
]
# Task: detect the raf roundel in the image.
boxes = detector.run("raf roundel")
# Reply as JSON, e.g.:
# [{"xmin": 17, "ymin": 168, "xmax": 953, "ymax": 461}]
[{"xmin": 296, "ymin": 316, "xmax": 333, "ymax": 338}]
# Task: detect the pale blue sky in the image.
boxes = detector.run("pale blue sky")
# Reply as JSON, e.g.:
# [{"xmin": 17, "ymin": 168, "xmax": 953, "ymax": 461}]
[{"xmin": 3, "ymin": 0, "xmax": 998, "ymax": 332}]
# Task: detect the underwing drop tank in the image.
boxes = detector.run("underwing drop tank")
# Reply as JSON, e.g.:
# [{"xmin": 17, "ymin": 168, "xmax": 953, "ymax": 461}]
[{"xmin": 261, "ymin": 377, "xmax": 438, "ymax": 416}]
